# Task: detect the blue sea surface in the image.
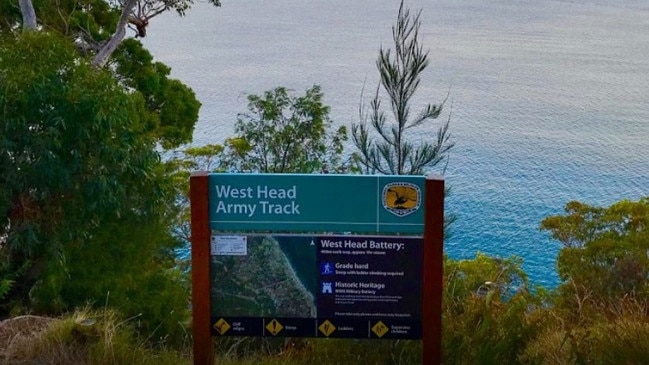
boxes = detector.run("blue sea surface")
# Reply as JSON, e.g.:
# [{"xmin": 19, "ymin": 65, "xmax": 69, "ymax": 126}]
[{"xmin": 144, "ymin": 0, "xmax": 649, "ymax": 288}]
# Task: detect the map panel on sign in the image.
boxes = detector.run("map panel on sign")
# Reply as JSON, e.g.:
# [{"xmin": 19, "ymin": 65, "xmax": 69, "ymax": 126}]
[{"xmin": 210, "ymin": 234, "xmax": 422, "ymax": 339}]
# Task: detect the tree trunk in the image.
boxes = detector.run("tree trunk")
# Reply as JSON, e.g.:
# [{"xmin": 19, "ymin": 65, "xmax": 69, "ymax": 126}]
[
  {"xmin": 92, "ymin": 0, "xmax": 137, "ymax": 67},
  {"xmin": 19, "ymin": 0, "xmax": 37, "ymax": 30}
]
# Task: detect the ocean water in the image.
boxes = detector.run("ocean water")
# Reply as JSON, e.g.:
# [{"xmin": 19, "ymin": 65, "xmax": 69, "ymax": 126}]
[{"xmin": 143, "ymin": 0, "xmax": 649, "ymax": 288}]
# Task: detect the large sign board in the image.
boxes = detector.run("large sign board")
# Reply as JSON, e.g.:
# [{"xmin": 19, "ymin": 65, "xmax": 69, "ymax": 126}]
[
  {"xmin": 210, "ymin": 234, "xmax": 422, "ymax": 339},
  {"xmin": 190, "ymin": 173, "xmax": 444, "ymax": 365},
  {"xmin": 208, "ymin": 174, "xmax": 425, "ymax": 233}
]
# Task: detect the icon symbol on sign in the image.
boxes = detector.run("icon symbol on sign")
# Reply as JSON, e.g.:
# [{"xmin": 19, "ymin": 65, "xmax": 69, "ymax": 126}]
[
  {"xmin": 382, "ymin": 182, "xmax": 421, "ymax": 217},
  {"xmin": 320, "ymin": 262, "xmax": 333, "ymax": 275},
  {"xmin": 213, "ymin": 318, "xmax": 231, "ymax": 335},
  {"xmin": 321, "ymin": 282, "xmax": 332, "ymax": 294},
  {"xmin": 318, "ymin": 320, "xmax": 336, "ymax": 337},
  {"xmin": 371, "ymin": 321, "xmax": 389, "ymax": 338},
  {"xmin": 266, "ymin": 319, "xmax": 284, "ymax": 336}
]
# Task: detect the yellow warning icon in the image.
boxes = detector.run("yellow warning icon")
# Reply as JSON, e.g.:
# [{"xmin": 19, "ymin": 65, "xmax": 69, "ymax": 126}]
[
  {"xmin": 213, "ymin": 318, "xmax": 231, "ymax": 335},
  {"xmin": 318, "ymin": 320, "xmax": 336, "ymax": 337},
  {"xmin": 371, "ymin": 321, "xmax": 389, "ymax": 338},
  {"xmin": 266, "ymin": 319, "xmax": 284, "ymax": 336}
]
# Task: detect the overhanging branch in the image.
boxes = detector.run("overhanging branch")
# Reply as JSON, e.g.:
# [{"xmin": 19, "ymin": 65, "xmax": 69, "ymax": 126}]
[
  {"xmin": 92, "ymin": 0, "xmax": 138, "ymax": 67},
  {"xmin": 19, "ymin": 0, "xmax": 37, "ymax": 30}
]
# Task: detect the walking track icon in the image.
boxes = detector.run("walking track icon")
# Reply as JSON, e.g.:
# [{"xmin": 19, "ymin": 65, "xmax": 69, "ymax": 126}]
[{"xmin": 320, "ymin": 262, "xmax": 333, "ymax": 275}]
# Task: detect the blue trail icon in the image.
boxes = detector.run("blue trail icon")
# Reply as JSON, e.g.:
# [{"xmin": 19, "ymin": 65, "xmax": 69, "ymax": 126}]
[
  {"xmin": 321, "ymin": 282, "xmax": 333, "ymax": 294},
  {"xmin": 320, "ymin": 262, "xmax": 334, "ymax": 275}
]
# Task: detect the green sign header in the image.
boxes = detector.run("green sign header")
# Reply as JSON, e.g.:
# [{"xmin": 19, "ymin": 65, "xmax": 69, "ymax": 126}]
[{"xmin": 208, "ymin": 173, "xmax": 425, "ymax": 234}]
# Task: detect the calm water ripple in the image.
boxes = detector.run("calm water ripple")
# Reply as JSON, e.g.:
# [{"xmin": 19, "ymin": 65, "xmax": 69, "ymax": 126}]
[{"xmin": 144, "ymin": 0, "xmax": 649, "ymax": 288}]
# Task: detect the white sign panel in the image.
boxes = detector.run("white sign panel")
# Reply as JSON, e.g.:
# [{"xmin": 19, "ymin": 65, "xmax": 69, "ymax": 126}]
[{"xmin": 211, "ymin": 235, "xmax": 247, "ymax": 256}]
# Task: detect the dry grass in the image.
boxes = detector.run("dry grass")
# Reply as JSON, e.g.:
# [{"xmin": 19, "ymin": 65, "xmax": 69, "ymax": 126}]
[
  {"xmin": 520, "ymin": 298, "xmax": 649, "ymax": 365},
  {"xmin": 0, "ymin": 318, "xmax": 417, "ymax": 365},
  {"xmin": 0, "ymin": 315, "xmax": 60, "ymax": 364},
  {"xmin": 6, "ymin": 304, "xmax": 649, "ymax": 365},
  {"xmin": 0, "ymin": 309, "xmax": 419, "ymax": 365},
  {"xmin": 0, "ymin": 309, "xmax": 189, "ymax": 365}
]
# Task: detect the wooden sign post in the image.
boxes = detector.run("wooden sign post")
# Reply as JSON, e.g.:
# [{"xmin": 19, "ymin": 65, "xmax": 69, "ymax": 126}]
[
  {"xmin": 189, "ymin": 172, "xmax": 444, "ymax": 365},
  {"xmin": 423, "ymin": 173, "xmax": 445, "ymax": 364},
  {"xmin": 189, "ymin": 171, "xmax": 213, "ymax": 365}
]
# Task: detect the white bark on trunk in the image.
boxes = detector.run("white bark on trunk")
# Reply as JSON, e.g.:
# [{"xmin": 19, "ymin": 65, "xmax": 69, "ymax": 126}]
[
  {"xmin": 19, "ymin": 0, "xmax": 37, "ymax": 30},
  {"xmin": 92, "ymin": 0, "xmax": 138, "ymax": 68}
]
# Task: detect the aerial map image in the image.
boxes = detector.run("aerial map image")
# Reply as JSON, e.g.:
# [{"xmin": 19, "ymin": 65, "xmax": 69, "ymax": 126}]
[{"xmin": 210, "ymin": 235, "xmax": 317, "ymax": 319}]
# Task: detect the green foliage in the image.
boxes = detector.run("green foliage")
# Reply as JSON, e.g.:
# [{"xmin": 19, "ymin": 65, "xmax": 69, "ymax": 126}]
[
  {"xmin": 1, "ymin": 0, "xmax": 219, "ymax": 38},
  {"xmin": 1, "ymin": 4, "xmax": 204, "ymax": 342},
  {"xmin": 0, "ymin": 0, "xmax": 116, "ymax": 37},
  {"xmin": 352, "ymin": 0, "xmax": 453, "ymax": 175},
  {"xmin": 521, "ymin": 298, "xmax": 649, "ymax": 365},
  {"xmin": 0, "ymin": 31, "xmax": 155, "ymax": 260},
  {"xmin": 0, "ymin": 277, "xmax": 12, "ymax": 302},
  {"xmin": 0, "ymin": 249, "xmax": 30, "ymax": 304},
  {"xmin": 29, "ymin": 211, "xmax": 190, "ymax": 345},
  {"xmin": 0, "ymin": 0, "xmax": 203, "ymax": 148},
  {"xmin": 522, "ymin": 197, "xmax": 649, "ymax": 364},
  {"xmin": 541, "ymin": 198, "xmax": 649, "ymax": 300},
  {"xmin": 164, "ymin": 144, "xmax": 226, "ymax": 247},
  {"xmin": 0, "ymin": 250, "xmax": 12, "ymax": 300},
  {"xmin": 0, "ymin": 31, "xmax": 188, "ymax": 344},
  {"xmin": 213, "ymin": 337, "xmax": 420, "ymax": 365},
  {"xmin": 221, "ymin": 86, "xmax": 348, "ymax": 173},
  {"xmin": 0, "ymin": 279, "xmax": 10, "ymax": 300},
  {"xmin": 112, "ymin": 39, "xmax": 201, "ymax": 148},
  {"xmin": 173, "ymin": 144, "xmax": 226, "ymax": 174},
  {"xmin": 2, "ymin": 308, "xmax": 191, "ymax": 365},
  {"xmin": 444, "ymin": 253, "xmax": 529, "ymax": 302},
  {"xmin": 166, "ymin": 86, "xmax": 347, "ymax": 249},
  {"xmin": 443, "ymin": 254, "xmax": 544, "ymax": 365}
]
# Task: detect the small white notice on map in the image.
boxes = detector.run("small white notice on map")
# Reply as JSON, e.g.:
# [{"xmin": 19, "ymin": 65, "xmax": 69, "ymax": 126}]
[{"xmin": 211, "ymin": 235, "xmax": 247, "ymax": 256}]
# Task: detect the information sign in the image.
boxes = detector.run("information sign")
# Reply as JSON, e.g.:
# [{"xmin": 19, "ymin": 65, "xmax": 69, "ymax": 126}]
[
  {"xmin": 208, "ymin": 173, "xmax": 425, "ymax": 234},
  {"xmin": 210, "ymin": 234, "xmax": 422, "ymax": 339},
  {"xmin": 189, "ymin": 172, "xmax": 445, "ymax": 365}
]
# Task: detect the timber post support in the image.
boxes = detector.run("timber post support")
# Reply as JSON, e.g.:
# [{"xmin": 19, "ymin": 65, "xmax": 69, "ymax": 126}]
[
  {"xmin": 190, "ymin": 172, "xmax": 213, "ymax": 365},
  {"xmin": 423, "ymin": 174, "xmax": 444, "ymax": 365}
]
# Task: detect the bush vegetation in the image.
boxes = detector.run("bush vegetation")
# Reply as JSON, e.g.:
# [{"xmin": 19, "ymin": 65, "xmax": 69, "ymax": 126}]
[
  {"xmin": 2, "ymin": 1, "xmax": 647, "ymax": 364},
  {"xmin": 3, "ymin": 30, "xmax": 647, "ymax": 365},
  {"xmin": 4, "ymin": 203, "xmax": 649, "ymax": 364}
]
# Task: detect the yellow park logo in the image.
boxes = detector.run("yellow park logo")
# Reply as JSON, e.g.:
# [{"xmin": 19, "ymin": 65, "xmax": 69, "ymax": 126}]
[{"xmin": 382, "ymin": 182, "xmax": 421, "ymax": 217}]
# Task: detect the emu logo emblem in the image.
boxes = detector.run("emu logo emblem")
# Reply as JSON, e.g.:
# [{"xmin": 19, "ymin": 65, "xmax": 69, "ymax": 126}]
[{"xmin": 382, "ymin": 182, "xmax": 421, "ymax": 217}]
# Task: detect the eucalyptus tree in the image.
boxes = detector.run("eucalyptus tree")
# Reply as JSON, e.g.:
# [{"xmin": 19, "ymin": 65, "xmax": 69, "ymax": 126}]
[
  {"xmin": 1, "ymin": 0, "xmax": 212, "ymax": 147},
  {"xmin": 0, "ymin": 30, "xmax": 193, "ymax": 341},
  {"xmin": 221, "ymin": 86, "xmax": 348, "ymax": 174},
  {"xmin": 0, "ymin": 0, "xmax": 218, "ymax": 340},
  {"xmin": 541, "ymin": 198, "xmax": 649, "ymax": 300},
  {"xmin": 4, "ymin": 0, "xmax": 221, "ymax": 66},
  {"xmin": 352, "ymin": 1, "xmax": 453, "ymax": 175}
]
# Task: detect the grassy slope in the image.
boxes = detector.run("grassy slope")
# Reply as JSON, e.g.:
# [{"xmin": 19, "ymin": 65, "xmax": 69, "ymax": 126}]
[{"xmin": 0, "ymin": 308, "xmax": 421, "ymax": 365}]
